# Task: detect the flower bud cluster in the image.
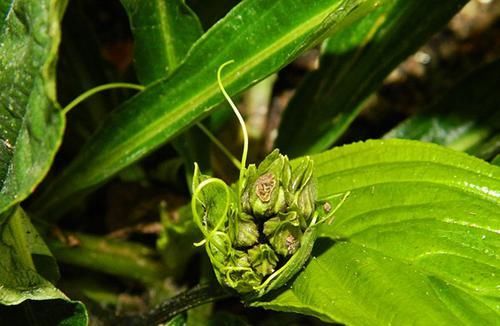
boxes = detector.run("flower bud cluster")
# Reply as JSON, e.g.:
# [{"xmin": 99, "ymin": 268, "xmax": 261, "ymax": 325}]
[
  {"xmin": 239, "ymin": 150, "xmax": 316, "ymax": 257},
  {"xmin": 192, "ymin": 150, "xmax": 317, "ymax": 295}
]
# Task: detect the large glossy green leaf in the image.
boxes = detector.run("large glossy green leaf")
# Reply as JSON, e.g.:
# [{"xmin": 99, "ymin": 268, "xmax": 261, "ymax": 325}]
[
  {"xmin": 385, "ymin": 59, "xmax": 500, "ymax": 158},
  {"xmin": 0, "ymin": 0, "xmax": 67, "ymax": 215},
  {"xmin": 34, "ymin": 0, "xmax": 380, "ymax": 218},
  {"xmin": 276, "ymin": 0, "xmax": 468, "ymax": 157},
  {"xmin": 254, "ymin": 139, "xmax": 500, "ymax": 324},
  {"xmin": 0, "ymin": 207, "xmax": 87, "ymax": 325}
]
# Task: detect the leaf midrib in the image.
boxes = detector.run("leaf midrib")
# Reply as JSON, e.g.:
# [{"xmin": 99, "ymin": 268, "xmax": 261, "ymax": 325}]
[
  {"xmin": 330, "ymin": 200, "xmax": 500, "ymax": 235},
  {"xmin": 155, "ymin": 0, "xmax": 177, "ymax": 70}
]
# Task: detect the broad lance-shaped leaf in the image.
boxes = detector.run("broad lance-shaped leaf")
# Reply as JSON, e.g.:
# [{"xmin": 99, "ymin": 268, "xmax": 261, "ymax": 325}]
[
  {"xmin": 385, "ymin": 59, "xmax": 500, "ymax": 160},
  {"xmin": 0, "ymin": 0, "xmax": 67, "ymax": 215},
  {"xmin": 33, "ymin": 0, "xmax": 379, "ymax": 219},
  {"xmin": 253, "ymin": 139, "xmax": 500, "ymax": 325},
  {"xmin": 0, "ymin": 207, "xmax": 87, "ymax": 325},
  {"xmin": 120, "ymin": 0, "xmax": 211, "ymax": 174},
  {"xmin": 276, "ymin": 0, "xmax": 468, "ymax": 157}
]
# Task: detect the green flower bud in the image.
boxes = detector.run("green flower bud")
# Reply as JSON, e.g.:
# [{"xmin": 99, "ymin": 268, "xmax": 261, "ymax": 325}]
[
  {"xmin": 288, "ymin": 157, "xmax": 316, "ymax": 227},
  {"xmin": 263, "ymin": 212, "xmax": 303, "ymax": 257},
  {"xmin": 224, "ymin": 249, "xmax": 262, "ymax": 293},
  {"xmin": 230, "ymin": 212, "xmax": 259, "ymax": 248},
  {"xmin": 248, "ymin": 244, "xmax": 279, "ymax": 277},
  {"xmin": 242, "ymin": 149, "xmax": 291, "ymax": 218}
]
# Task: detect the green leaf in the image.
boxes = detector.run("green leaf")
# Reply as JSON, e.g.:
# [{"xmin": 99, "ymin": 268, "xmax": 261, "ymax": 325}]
[
  {"xmin": 0, "ymin": 207, "xmax": 87, "ymax": 325},
  {"xmin": 276, "ymin": 0, "xmax": 468, "ymax": 157},
  {"xmin": 121, "ymin": 0, "xmax": 211, "ymax": 176},
  {"xmin": 120, "ymin": 0, "xmax": 203, "ymax": 84},
  {"xmin": 34, "ymin": 0, "xmax": 380, "ymax": 219},
  {"xmin": 385, "ymin": 59, "xmax": 500, "ymax": 156},
  {"xmin": 254, "ymin": 139, "xmax": 500, "ymax": 324},
  {"xmin": 0, "ymin": 0, "xmax": 67, "ymax": 214}
]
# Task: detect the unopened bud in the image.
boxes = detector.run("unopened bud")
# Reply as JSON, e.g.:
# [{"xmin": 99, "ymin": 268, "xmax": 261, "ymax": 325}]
[
  {"xmin": 288, "ymin": 157, "xmax": 316, "ymax": 226},
  {"xmin": 242, "ymin": 150, "xmax": 291, "ymax": 218},
  {"xmin": 230, "ymin": 212, "xmax": 259, "ymax": 248},
  {"xmin": 248, "ymin": 244, "xmax": 279, "ymax": 277},
  {"xmin": 224, "ymin": 250, "xmax": 262, "ymax": 293},
  {"xmin": 263, "ymin": 212, "xmax": 303, "ymax": 257}
]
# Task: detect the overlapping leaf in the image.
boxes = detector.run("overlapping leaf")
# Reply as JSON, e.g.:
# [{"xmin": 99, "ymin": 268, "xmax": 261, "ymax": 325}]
[
  {"xmin": 121, "ymin": 0, "xmax": 211, "ymax": 175},
  {"xmin": 0, "ymin": 0, "xmax": 67, "ymax": 215},
  {"xmin": 254, "ymin": 139, "xmax": 500, "ymax": 324},
  {"xmin": 0, "ymin": 207, "xmax": 87, "ymax": 325}
]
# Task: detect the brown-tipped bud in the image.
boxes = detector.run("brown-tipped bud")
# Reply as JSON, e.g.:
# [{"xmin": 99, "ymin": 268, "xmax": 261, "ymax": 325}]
[
  {"xmin": 263, "ymin": 212, "xmax": 303, "ymax": 257},
  {"xmin": 242, "ymin": 149, "xmax": 291, "ymax": 218}
]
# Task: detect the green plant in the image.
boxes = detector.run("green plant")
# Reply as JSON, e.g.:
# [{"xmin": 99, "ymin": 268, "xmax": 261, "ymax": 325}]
[{"xmin": 0, "ymin": 0, "xmax": 498, "ymax": 325}]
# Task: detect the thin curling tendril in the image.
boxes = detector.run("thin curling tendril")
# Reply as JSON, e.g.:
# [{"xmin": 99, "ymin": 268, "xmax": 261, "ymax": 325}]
[
  {"xmin": 191, "ymin": 62, "xmax": 251, "ymax": 281},
  {"xmin": 191, "ymin": 166, "xmax": 231, "ymax": 249},
  {"xmin": 217, "ymin": 60, "xmax": 249, "ymax": 202}
]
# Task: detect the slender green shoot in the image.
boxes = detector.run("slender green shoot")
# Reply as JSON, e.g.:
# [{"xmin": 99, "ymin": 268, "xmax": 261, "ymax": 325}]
[
  {"xmin": 217, "ymin": 60, "xmax": 249, "ymax": 196},
  {"xmin": 62, "ymin": 82, "xmax": 241, "ymax": 168},
  {"xmin": 62, "ymin": 82, "xmax": 145, "ymax": 115},
  {"xmin": 311, "ymin": 191, "xmax": 351, "ymax": 226}
]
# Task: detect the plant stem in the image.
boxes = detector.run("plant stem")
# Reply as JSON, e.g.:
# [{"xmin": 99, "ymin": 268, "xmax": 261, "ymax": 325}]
[
  {"xmin": 62, "ymin": 83, "xmax": 145, "ymax": 115},
  {"xmin": 217, "ymin": 60, "xmax": 249, "ymax": 200},
  {"xmin": 115, "ymin": 283, "xmax": 232, "ymax": 325},
  {"xmin": 243, "ymin": 74, "xmax": 276, "ymax": 143},
  {"xmin": 47, "ymin": 232, "xmax": 165, "ymax": 284},
  {"xmin": 7, "ymin": 208, "xmax": 35, "ymax": 269}
]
